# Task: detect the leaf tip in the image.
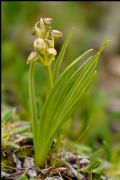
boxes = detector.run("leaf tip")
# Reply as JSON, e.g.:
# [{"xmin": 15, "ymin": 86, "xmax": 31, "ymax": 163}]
[
  {"xmin": 90, "ymin": 48, "xmax": 94, "ymax": 51},
  {"xmin": 98, "ymin": 40, "xmax": 110, "ymax": 55}
]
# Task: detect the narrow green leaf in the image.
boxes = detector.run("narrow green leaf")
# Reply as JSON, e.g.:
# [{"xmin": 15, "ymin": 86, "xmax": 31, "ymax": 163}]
[
  {"xmin": 81, "ymin": 159, "xmax": 102, "ymax": 172},
  {"xmin": 2, "ymin": 141, "xmax": 20, "ymax": 149},
  {"xmin": 41, "ymin": 49, "xmax": 93, "ymax": 126},
  {"xmin": 98, "ymin": 40, "xmax": 109, "ymax": 55},
  {"xmin": 48, "ymin": 59, "xmax": 97, "ymax": 139},
  {"xmin": 2, "ymin": 110, "xmax": 13, "ymax": 121},
  {"xmin": 33, "ymin": 40, "xmax": 109, "ymax": 166},
  {"xmin": 36, "ymin": 58, "xmax": 97, "ymax": 165},
  {"xmin": 11, "ymin": 125, "xmax": 31, "ymax": 135},
  {"xmin": 28, "ymin": 63, "xmax": 39, "ymax": 152},
  {"xmin": 53, "ymin": 27, "xmax": 74, "ymax": 82},
  {"xmin": 48, "ymin": 54, "xmax": 98, "ymax": 130}
]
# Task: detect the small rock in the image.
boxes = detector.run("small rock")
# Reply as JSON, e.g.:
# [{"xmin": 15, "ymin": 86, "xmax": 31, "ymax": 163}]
[
  {"xmin": 27, "ymin": 168, "xmax": 37, "ymax": 178},
  {"xmin": 23, "ymin": 158, "xmax": 37, "ymax": 177},
  {"xmin": 23, "ymin": 157, "xmax": 34, "ymax": 168},
  {"xmin": 80, "ymin": 158, "xmax": 90, "ymax": 166},
  {"xmin": 12, "ymin": 153, "xmax": 22, "ymax": 169}
]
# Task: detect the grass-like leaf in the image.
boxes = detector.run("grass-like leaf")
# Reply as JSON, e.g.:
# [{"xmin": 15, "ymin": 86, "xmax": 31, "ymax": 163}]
[
  {"xmin": 33, "ymin": 40, "xmax": 109, "ymax": 166},
  {"xmin": 53, "ymin": 27, "xmax": 74, "ymax": 82}
]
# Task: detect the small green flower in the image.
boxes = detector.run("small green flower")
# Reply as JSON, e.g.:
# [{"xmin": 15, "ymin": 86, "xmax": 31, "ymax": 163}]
[
  {"xmin": 27, "ymin": 17, "xmax": 63, "ymax": 66},
  {"xmin": 43, "ymin": 18, "xmax": 53, "ymax": 25},
  {"xmin": 34, "ymin": 38, "xmax": 46, "ymax": 52},
  {"xmin": 27, "ymin": 51, "xmax": 40, "ymax": 64},
  {"xmin": 32, "ymin": 22, "xmax": 41, "ymax": 36},
  {"xmin": 51, "ymin": 30, "xmax": 63, "ymax": 39},
  {"xmin": 47, "ymin": 48, "xmax": 57, "ymax": 56}
]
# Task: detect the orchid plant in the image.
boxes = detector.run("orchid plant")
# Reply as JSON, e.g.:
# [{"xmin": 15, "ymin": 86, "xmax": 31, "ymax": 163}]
[{"xmin": 26, "ymin": 17, "xmax": 109, "ymax": 166}]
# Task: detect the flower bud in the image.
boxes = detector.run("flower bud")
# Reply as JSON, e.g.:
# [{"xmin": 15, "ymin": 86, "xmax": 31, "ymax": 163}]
[
  {"xmin": 43, "ymin": 18, "xmax": 53, "ymax": 25},
  {"xmin": 26, "ymin": 51, "xmax": 40, "ymax": 64},
  {"xmin": 32, "ymin": 26, "xmax": 40, "ymax": 36},
  {"xmin": 51, "ymin": 30, "xmax": 63, "ymax": 39},
  {"xmin": 34, "ymin": 38, "xmax": 46, "ymax": 51},
  {"xmin": 40, "ymin": 18, "xmax": 45, "ymax": 32},
  {"xmin": 32, "ymin": 21, "xmax": 40, "ymax": 36},
  {"xmin": 47, "ymin": 48, "xmax": 57, "ymax": 56}
]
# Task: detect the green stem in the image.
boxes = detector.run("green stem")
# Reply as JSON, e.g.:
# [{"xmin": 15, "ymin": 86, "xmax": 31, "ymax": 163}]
[
  {"xmin": 28, "ymin": 63, "xmax": 54, "ymax": 166},
  {"xmin": 47, "ymin": 65, "xmax": 53, "ymax": 89},
  {"xmin": 28, "ymin": 63, "xmax": 38, "ymax": 154}
]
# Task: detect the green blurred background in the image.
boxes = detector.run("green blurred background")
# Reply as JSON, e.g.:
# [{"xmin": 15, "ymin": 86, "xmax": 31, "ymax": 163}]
[{"xmin": 2, "ymin": 1, "xmax": 120, "ymax": 176}]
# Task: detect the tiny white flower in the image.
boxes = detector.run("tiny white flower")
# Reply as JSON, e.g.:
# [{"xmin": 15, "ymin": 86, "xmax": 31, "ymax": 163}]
[
  {"xmin": 51, "ymin": 30, "xmax": 63, "ymax": 39},
  {"xmin": 27, "ymin": 51, "xmax": 40, "ymax": 64},
  {"xmin": 43, "ymin": 18, "xmax": 53, "ymax": 25},
  {"xmin": 47, "ymin": 48, "xmax": 57, "ymax": 56},
  {"xmin": 34, "ymin": 38, "xmax": 46, "ymax": 51}
]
